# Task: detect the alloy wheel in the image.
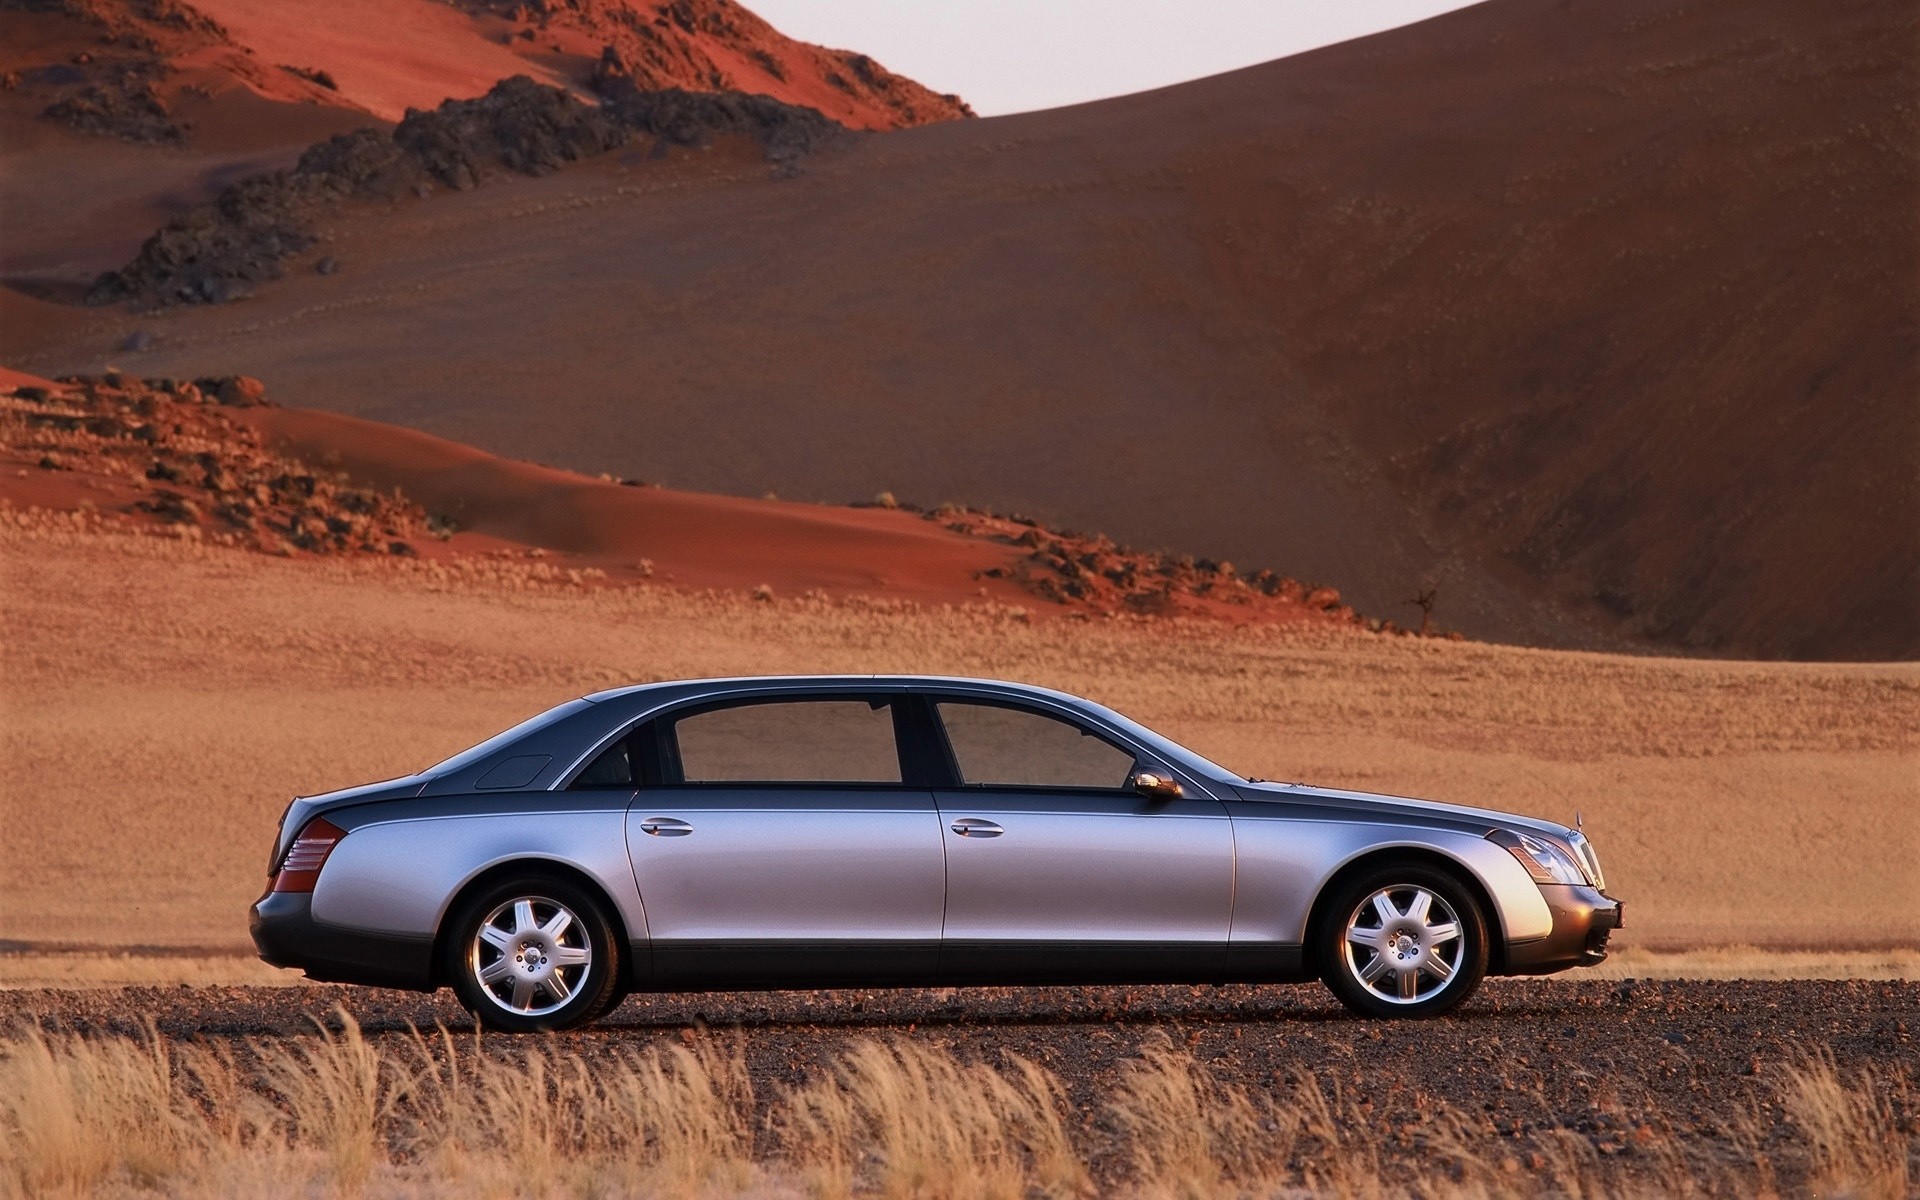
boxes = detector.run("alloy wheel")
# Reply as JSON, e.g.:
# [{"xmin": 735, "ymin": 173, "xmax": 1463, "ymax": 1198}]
[
  {"xmin": 1341, "ymin": 884, "xmax": 1466, "ymax": 1005},
  {"xmin": 467, "ymin": 895, "xmax": 594, "ymax": 1017}
]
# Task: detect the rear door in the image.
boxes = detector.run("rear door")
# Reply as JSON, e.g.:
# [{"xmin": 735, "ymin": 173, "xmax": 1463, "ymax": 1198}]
[
  {"xmin": 927, "ymin": 696, "xmax": 1234, "ymax": 983},
  {"xmin": 623, "ymin": 692, "xmax": 947, "ymax": 987}
]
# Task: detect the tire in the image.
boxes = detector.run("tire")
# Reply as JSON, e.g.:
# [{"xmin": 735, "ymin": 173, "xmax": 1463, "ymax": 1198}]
[
  {"xmin": 444, "ymin": 874, "xmax": 623, "ymax": 1032},
  {"xmin": 1316, "ymin": 862, "xmax": 1488, "ymax": 1019}
]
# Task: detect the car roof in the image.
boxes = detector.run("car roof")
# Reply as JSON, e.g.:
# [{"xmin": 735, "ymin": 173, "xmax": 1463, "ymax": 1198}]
[{"xmin": 581, "ymin": 674, "xmax": 1084, "ymax": 705}]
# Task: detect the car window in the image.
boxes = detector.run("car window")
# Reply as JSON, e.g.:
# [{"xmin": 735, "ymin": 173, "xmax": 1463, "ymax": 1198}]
[
  {"xmin": 672, "ymin": 699, "xmax": 903, "ymax": 784},
  {"xmin": 936, "ymin": 701, "xmax": 1135, "ymax": 789},
  {"xmin": 571, "ymin": 739, "xmax": 633, "ymax": 789}
]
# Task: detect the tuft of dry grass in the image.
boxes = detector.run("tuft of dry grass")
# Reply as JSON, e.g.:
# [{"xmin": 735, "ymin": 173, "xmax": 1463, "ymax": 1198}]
[
  {"xmin": 0, "ymin": 1017, "xmax": 1912, "ymax": 1198},
  {"xmin": 1779, "ymin": 1051, "xmax": 1912, "ymax": 1200},
  {"xmin": 781, "ymin": 1038, "xmax": 1085, "ymax": 1199}
]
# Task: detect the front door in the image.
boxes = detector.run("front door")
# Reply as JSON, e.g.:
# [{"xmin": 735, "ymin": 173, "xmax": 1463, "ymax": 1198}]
[
  {"xmin": 624, "ymin": 693, "xmax": 946, "ymax": 987},
  {"xmin": 927, "ymin": 697, "xmax": 1234, "ymax": 983}
]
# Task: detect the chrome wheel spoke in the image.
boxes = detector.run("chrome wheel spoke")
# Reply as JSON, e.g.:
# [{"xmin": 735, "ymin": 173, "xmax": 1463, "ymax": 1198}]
[
  {"xmin": 511, "ymin": 977, "xmax": 536, "ymax": 1011},
  {"xmin": 542, "ymin": 974, "xmax": 574, "ymax": 1004},
  {"xmin": 1425, "ymin": 921, "xmax": 1459, "ymax": 944},
  {"xmin": 1370, "ymin": 893, "xmax": 1401, "ymax": 925},
  {"xmin": 512, "ymin": 899, "xmax": 537, "ymax": 936},
  {"xmin": 1405, "ymin": 889, "xmax": 1433, "ymax": 923},
  {"xmin": 478, "ymin": 956, "xmax": 515, "ymax": 985},
  {"xmin": 551, "ymin": 945, "xmax": 590, "ymax": 967},
  {"xmin": 1358, "ymin": 955, "xmax": 1392, "ymax": 985},
  {"xmin": 1347, "ymin": 925, "xmax": 1384, "ymax": 949},
  {"xmin": 1422, "ymin": 950, "xmax": 1456, "ymax": 982},
  {"xmin": 1398, "ymin": 965, "xmax": 1419, "ymax": 1000},
  {"xmin": 479, "ymin": 924, "xmax": 514, "ymax": 952},
  {"xmin": 541, "ymin": 909, "xmax": 573, "ymax": 940}
]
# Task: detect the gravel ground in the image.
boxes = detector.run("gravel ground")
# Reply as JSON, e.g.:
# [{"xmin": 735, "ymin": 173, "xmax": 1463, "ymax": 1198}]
[{"xmin": 12, "ymin": 978, "xmax": 1917, "ymax": 1185}]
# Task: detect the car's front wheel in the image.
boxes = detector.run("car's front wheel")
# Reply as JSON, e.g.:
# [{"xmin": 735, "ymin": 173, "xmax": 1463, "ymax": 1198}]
[
  {"xmin": 445, "ymin": 875, "xmax": 623, "ymax": 1032},
  {"xmin": 1317, "ymin": 863, "xmax": 1488, "ymax": 1018}
]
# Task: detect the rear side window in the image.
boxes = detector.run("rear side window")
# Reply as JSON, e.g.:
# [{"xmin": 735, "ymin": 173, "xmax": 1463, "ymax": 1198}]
[
  {"xmin": 572, "ymin": 740, "xmax": 633, "ymax": 788},
  {"xmin": 936, "ymin": 701, "xmax": 1135, "ymax": 789},
  {"xmin": 671, "ymin": 699, "xmax": 903, "ymax": 784}
]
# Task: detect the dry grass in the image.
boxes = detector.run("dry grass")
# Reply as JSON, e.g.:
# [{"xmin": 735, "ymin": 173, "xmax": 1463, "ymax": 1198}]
[
  {"xmin": 0, "ymin": 1013, "xmax": 1910, "ymax": 1198},
  {"xmin": 2, "ymin": 521, "xmax": 1917, "ymax": 958}
]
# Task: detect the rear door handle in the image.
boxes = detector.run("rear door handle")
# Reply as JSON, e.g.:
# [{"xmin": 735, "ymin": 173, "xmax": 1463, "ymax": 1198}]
[
  {"xmin": 949, "ymin": 817, "xmax": 1004, "ymax": 838},
  {"xmin": 638, "ymin": 816, "xmax": 693, "ymax": 837}
]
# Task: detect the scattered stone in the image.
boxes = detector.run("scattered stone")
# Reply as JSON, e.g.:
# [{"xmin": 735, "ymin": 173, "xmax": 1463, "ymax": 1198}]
[
  {"xmin": 3, "ymin": 377, "xmax": 431, "ymax": 558},
  {"xmin": 314, "ymin": 256, "xmax": 338, "ymax": 276},
  {"xmin": 120, "ymin": 330, "xmax": 154, "ymax": 353},
  {"xmin": 211, "ymin": 376, "xmax": 267, "ymax": 407}
]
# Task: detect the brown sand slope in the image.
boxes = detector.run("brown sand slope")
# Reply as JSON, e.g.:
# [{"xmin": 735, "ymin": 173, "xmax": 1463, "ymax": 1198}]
[
  {"xmin": 0, "ymin": 373, "xmax": 1379, "ymax": 621},
  {"xmin": 17, "ymin": 0, "xmax": 1913, "ymax": 658}
]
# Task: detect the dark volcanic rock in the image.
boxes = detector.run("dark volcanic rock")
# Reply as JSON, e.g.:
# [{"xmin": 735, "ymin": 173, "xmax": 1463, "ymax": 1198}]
[{"xmin": 88, "ymin": 76, "xmax": 847, "ymax": 308}]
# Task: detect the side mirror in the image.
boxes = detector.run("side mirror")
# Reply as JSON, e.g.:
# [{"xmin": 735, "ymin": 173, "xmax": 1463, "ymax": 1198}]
[{"xmin": 1132, "ymin": 768, "xmax": 1183, "ymax": 800}]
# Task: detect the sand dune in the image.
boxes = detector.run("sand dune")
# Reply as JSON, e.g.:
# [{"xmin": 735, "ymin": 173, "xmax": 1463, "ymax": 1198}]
[{"xmin": 11, "ymin": 0, "xmax": 1912, "ymax": 658}]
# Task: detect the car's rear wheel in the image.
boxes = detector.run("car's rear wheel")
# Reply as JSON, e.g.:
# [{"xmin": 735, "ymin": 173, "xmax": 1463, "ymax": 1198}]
[
  {"xmin": 445, "ymin": 875, "xmax": 622, "ymax": 1032},
  {"xmin": 1317, "ymin": 862, "xmax": 1488, "ymax": 1018}
]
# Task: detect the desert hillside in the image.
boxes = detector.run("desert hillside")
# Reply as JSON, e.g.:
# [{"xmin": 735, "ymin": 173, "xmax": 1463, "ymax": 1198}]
[
  {"xmin": 1, "ymin": 371, "xmax": 1391, "ymax": 622},
  {"xmin": 11, "ymin": 0, "xmax": 1911, "ymax": 659},
  {"xmin": 0, "ymin": 0, "xmax": 967, "ymax": 293}
]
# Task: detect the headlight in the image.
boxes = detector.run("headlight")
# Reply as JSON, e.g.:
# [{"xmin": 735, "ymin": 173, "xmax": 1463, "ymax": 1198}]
[
  {"xmin": 1567, "ymin": 829, "xmax": 1605, "ymax": 891},
  {"xmin": 1488, "ymin": 829, "xmax": 1591, "ymax": 886}
]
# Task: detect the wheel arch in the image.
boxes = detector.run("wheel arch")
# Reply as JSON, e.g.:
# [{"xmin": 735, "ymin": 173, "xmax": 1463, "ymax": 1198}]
[
  {"xmin": 430, "ymin": 857, "xmax": 636, "ymax": 989},
  {"xmin": 1301, "ymin": 846, "xmax": 1507, "ymax": 976}
]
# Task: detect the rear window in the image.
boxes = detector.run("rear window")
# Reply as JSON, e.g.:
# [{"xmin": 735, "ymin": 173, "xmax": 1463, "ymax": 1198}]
[{"xmin": 672, "ymin": 699, "xmax": 902, "ymax": 784}]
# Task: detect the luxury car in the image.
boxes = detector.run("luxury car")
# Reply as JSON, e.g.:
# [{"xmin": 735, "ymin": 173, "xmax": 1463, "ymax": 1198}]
[{"xmin": 251, "ymin": 676, "xmax": 1621, "ymax": 1030}]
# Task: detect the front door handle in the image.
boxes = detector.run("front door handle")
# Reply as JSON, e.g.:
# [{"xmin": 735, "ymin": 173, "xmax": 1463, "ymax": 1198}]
[
  {"xmin": 949, "ymin": 817, "xmax": 1004, "ymax": 838},
  {"xmin": 638, "ymin": 816, "xmax": 693, "ymax": 837}
]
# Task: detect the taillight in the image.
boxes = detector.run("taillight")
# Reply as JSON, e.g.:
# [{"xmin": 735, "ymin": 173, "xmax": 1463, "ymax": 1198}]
[{"xmin": 271, "ymin": 817, "xmax": 346, "ymax": 893}]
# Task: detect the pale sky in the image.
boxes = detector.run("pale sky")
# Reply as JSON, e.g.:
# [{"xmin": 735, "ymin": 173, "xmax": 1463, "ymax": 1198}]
[{"xmin": 748, "ymin": 0, "xmax": 1484, "ymax": 117}]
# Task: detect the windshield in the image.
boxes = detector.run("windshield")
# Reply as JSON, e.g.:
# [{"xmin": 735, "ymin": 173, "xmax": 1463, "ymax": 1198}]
[
  {"xmin": 1082, "ymin": 701, "xmax": 1244, "ymax": 782},
  {"xmin": 423, "ymin": 698, "xmax": 595, "ymax": 776}
]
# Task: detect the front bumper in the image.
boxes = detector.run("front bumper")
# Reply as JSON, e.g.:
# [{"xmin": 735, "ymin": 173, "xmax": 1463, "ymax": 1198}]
[
  {"xmin": 250, "ymin": 890, "xmax": 436, "ymax": 991},
  {"xmin": 1500, "ymin": 883, "xmax": 1622, "ymax": 975}
]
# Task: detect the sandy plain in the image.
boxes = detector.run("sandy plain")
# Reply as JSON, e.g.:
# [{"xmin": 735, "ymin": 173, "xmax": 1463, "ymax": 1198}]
[{"xmin": 2, "ymin": 519, "xmax": 1914, "ymax": 969}]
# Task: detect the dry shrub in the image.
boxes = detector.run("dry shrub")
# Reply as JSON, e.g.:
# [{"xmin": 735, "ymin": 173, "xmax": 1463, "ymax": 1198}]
[
  {"xmin": 1106, "ymin": 1036, "xmax": 1288, "ymax": 1196},
  {"xmin": 781, "ymin": 1038, "xmax": 1085, "ymax": 1199},
  {"xmin": 1777, "ymin": 1051, "xmax": 1912, "ymax": 1200},
  {"xmin": 265, "ymin": 1009, "xmax": 413, "ymax": 1190},
  {"xmin": 405, "ymin": 1025, "xmax": 757, "ymax": 1197},
  {"xmin": 0, "ymin": 1021, "xmax": 269, "ymax": 1197},
  {"xmin": 0, "ymin": 1023, "xmax": 1912, "ymax": 1198}
]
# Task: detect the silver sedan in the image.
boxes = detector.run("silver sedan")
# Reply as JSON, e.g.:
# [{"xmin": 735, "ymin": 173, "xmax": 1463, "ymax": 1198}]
[{"xmin": 251, "ymin": 676, "xmax": 1621, "ymax": 1030}]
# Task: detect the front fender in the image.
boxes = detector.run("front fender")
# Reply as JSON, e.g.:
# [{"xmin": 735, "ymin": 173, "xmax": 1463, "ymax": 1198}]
[{"xmin": 1228, "ymin": 817, "xmax": 1553, "ymax": 946}]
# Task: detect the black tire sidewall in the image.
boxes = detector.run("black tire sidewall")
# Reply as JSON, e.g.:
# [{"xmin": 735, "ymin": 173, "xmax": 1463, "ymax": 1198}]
[
  {"xmin": 444, "ymin": 875, "xmax": 621, "ymax": 1032},
  {"xmin": 1317, "ymin": 862, "xmax": 1489, "ymax": 1019}
]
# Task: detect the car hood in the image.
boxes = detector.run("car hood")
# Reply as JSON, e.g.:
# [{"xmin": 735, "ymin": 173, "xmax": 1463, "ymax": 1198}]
[
  {"xmin": 1230, "ymin": 781, "xmax": 1578, "ymax": 842},
  {"xmin": 270, "ymin": 775, "xmax": 429, "ymax": 869}
]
